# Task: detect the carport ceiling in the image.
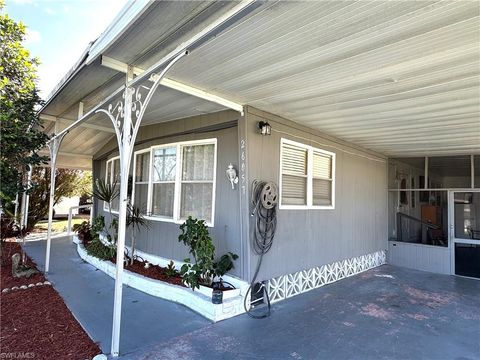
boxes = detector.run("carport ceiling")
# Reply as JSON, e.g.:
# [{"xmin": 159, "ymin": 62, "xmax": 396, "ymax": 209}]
[
  {"xmin": 43, "ymin": 0, "xmax": 480, "ymax": 161},
  {"xmin": 162, "ymin": 0, "xmax": 480, "ymax": 157}
]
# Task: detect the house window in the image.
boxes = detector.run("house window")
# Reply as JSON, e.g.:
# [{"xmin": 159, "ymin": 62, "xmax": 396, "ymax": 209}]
[
  {"xmin": 152, "ymin": 147, "xmax": 176, "ymax": 218},
  {"xmin": 132, "ymin": 139, "xmax": 217, "ymax": 226},
  {"xmin": 133, "ymin": 151, "xmax": 150, "ymax": 213},
  {"xmin": 180, "ymin": 143, "xmax": 215, "ymax": 223},
  {"xmin": 104, "ymin": 156, "xmax": 120, "ymax": 212},
  {"xmin": 280, "ymin": 139, "xmax": 335, "ymax": 209}
]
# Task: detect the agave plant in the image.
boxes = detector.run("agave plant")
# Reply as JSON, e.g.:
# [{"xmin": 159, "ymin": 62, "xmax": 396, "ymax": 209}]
[
  {"xmin": 92, "ymin": 178, "xmax": 119, "ymax": 241},
  {"xmin": 126, "ymin": 203, "xmax": 148, "ymax": 265}
]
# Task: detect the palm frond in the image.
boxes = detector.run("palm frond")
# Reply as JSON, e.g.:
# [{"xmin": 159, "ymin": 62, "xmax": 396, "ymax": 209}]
[
  {"xmin": 91, "ymin": 178, "xmax": 119, "ymax": 203},
  {"xmin": 127, "ymin": 203, "xmax": 149, "ymax": 230}
]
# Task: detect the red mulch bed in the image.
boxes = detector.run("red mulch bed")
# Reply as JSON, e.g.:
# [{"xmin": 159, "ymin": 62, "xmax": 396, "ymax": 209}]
[
  {"xmin": 1, "ymin": 242, "xmax": 46, "ymax": 290},
  {"xmin": 114, "ymin": 259, "xmax": 235, "ymax": 291},
  {"xmin": 1, "ymin": 242, "xmax": 102, "ymax": 359},
  {"xmin": 113, "ymin": 258, "xmax": 185, "ymax": 287}
]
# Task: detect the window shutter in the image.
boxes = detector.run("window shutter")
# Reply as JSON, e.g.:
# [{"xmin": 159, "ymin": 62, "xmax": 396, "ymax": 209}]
[
  {"xmin": 281, "ymin": 143, "xmax": 307, "ymax": 205},
  {"xmin": 313, "ymin": 152, "xmax": 331, "ymax": 179},
  {"xmin": 312, "ymin": 151, "xmax": 332, "ymax": 206}
]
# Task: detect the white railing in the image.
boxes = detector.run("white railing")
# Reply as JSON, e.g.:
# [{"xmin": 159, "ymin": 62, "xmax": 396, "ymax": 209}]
[{"xmin": 67, "ymin": 204, "xmax": 93, "ymax": 234}]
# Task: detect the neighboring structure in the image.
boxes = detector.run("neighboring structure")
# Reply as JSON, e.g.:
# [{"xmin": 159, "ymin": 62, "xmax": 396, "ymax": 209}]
[
  {"xmin": 54, "ymin": 196, "xmax": 80, "ymax": 217},
  {"xmin": 37, "ymin": 1, "xmax": 480, "ymax": 356}
]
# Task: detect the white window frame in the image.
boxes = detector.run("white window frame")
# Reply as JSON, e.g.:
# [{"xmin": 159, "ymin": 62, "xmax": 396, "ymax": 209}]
[
  {"xmin": 131, "ymin": 138, "xmax": 217, "ymax": 227},
  {"xmin": 279, "ymin": 138, "xmax": 335, "ymax": 210},
  {"xmin": 104, "ymin": 156, "xmax": 120, "ymax": 213},
  {"xmin": 131, "ymin": 148, "xmax": 151, "ymax": 216}
]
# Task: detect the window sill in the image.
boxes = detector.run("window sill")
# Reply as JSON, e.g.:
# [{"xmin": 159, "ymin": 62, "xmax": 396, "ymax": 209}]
[
  {"xmin": 143, "ymin": 215, "xmax": 214, "ymax": 228},
  {"xmin": 279, "ymin": 205, "xmax": 335, "ymax": 210}
]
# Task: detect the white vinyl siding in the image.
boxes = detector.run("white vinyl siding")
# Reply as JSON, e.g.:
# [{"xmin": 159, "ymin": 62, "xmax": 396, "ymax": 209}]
[
  {"xmin": 280, "ymin": 138, "xmax": 335, "ymax": 209},
  {"xmin": 131, "ymin": 139, "xmax": 217, "ymax": 226}
]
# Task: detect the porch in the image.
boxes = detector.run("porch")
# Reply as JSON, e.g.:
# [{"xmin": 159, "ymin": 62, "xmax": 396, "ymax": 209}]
[
  {"xmin": 32, "ymin": 1, "xmax": 480, "ymax": 356},
  {"xmin": 24, "ymin": 236, "xmax": 480, "ymax": 359}
]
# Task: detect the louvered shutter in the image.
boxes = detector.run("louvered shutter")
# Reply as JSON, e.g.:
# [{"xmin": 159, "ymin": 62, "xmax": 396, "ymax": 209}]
[
  {"xmin": 281, "ymin": 143, "xmax": 307, "ymax": 205},
  {"xmin": 312, "ymin": 151, "xmax": 333, "ymax": 206}
]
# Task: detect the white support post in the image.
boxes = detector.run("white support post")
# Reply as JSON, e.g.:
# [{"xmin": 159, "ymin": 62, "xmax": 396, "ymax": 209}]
[
  {"xmin": 45, "ymin": 133, "xmax": 67, "ymax": 273},
  {"xmin": 23, "ymin": 166, "xmax": 33, "ymax": 229},
  {"xmin": 424, "ymin": 156, "xmax": 429, "ymax": 189},
  {"xmin": 471, "ymin": 154, "xmax": 474, "ymax": 189},
  {"xmin": 97, "ymin": 51, "xmax": 188, "ymax": 357},
  {"xmin": 110, "ymin": 86, "xmax": 133, "ymax": 357},
  {"xmin": 14, "ymin": 193, "xmax": 19, "ymax": 225}
]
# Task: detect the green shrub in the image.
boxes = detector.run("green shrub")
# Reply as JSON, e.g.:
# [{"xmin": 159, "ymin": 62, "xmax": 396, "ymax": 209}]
[
  {"xmin": 213, "ymin": 252, "xmax": 239, "ymax": 278},
  {"xmin": 90, "ymin": 216, "xmax": 105, "ymax": 237},
  {"xmin": 178, "ymin": 216, "xmax": 238, "ymax": 290},
  {"xmin": 73, "ymin": 221, "xmax": 92, "ymax": 245},
  {"xmin": 165, "ymin": 260, "xmax": 178, "ymax": 278},
  {"xmin": 86, "ymin": 238, "xmax": 116, "ymax": 260}
]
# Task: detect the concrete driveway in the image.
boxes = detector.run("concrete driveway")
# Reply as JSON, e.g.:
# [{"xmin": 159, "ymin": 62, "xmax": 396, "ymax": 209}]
[{"xmin": 25, "ymin": 237, "xmax": 480, "ymax": 360}]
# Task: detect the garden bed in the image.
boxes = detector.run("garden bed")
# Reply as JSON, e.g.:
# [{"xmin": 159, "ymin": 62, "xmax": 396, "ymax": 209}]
[
  {"xmin": 0, "ymin": 242, "xmax": 102, "ymax": 359},
  {"xmin": 113, "ymin": 258, "xmax": 184, "ymax": 287},
  {"xmin": 77, "ymin": 243, "xmax": 246, "ymax": 322}
]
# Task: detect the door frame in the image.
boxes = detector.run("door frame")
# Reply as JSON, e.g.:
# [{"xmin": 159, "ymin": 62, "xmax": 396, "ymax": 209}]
[{"xmin": 448, "ymin": 189, "xmax": 480, "ymax": 278}]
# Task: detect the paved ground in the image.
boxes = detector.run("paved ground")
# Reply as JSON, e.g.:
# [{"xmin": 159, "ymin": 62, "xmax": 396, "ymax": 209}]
[
  {"xmin": 24, "ymin": 237, "xmax": 209, "ymax": 356},
  {"xmin": 25, "ymin": 237, "xmax": 480, "ymax": 360}
]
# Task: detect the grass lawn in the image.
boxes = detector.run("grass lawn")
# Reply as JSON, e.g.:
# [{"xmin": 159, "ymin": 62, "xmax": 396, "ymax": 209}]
[{"xmin": 34, "ymin": 218, "xmax": 85, "ymax": 233}]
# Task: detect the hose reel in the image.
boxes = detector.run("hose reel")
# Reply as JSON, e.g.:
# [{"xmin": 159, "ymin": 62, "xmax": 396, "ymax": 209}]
[
  {"xmin": 245, "ymin": 180, "xmax": 278, "ymax": 319},
  {"xmin": 258, "ymin": 181, "xmax": 278, "ymax": 210}
]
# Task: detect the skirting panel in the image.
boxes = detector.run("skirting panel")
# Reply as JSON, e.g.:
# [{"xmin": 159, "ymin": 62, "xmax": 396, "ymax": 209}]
[{"xmin": 267, "ymin": 250, "xmax": 386, "ymax": 303}]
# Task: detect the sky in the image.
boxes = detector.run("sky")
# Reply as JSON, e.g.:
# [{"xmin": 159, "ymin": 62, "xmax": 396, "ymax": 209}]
[{"xmin": 5, "ymin": 0, "xmax": 129, "ymax": 99}]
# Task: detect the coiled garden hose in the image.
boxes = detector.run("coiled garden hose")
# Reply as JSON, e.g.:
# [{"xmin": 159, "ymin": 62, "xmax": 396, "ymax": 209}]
[{"xmin": 244, "ymin": 180, "xmax": 278, "ymax": 319}]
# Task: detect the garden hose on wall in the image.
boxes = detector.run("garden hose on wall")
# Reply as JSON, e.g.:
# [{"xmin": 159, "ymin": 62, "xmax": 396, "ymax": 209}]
[{"xmin": 244, "ymin": 180, "xmax": 278, "ymax": 319}]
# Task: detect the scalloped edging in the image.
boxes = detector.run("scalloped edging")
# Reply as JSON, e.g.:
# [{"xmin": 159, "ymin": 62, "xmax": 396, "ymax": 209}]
[
  {"xmin": 76, "ymin": 243, "xmax": 246, "ymax": 322},
  {"xmin": 2, "ymin": 281, "xmax": 52, "ymax": 293}
]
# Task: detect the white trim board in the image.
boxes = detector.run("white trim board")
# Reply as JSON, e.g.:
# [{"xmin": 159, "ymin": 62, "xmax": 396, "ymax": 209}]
[
  {"xmin": 130, "ymin": 138, "xmax": 218, "ymax": 227},
  {"xmin": 279, "ymin": 137, "xmax": 336, "ymax": 210}
]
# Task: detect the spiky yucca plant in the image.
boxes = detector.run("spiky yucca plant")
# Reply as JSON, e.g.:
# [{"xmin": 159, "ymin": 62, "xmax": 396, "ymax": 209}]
[
  {"xmin": 126, "ymin": 203, "xmax": 148, "ymax": 265},
  {"xmin": 91, "ymin": 179, "xmax": 119, "ymax": 241}
]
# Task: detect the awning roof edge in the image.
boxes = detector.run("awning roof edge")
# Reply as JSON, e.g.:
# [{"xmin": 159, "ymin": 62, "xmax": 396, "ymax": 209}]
[
  {"xmin": 46, "ymin": 0, "xmax": 258, "ymax": 144},
  {"xmin": 39, "ymin": 1, "xmax": 154, "ymax": 116}
]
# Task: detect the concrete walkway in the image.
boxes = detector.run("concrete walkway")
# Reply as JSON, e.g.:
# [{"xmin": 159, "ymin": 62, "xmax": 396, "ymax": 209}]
[
  {"xmin": 24, "ymin": 237, "xmax": 209, "ymax": 356},
  {"xmin": 25, "ymin": 237, "xmax": 480, "ymax": 359}
]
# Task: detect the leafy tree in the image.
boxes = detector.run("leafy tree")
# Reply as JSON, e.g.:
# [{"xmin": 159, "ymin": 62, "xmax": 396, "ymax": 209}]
[
  {"xmin": 0, "ymin": 2, "xmax": 49, "ymax": 211},
  {"xmin": 26, "ymin": 168, "xmax": 91, "ymax": 231}
]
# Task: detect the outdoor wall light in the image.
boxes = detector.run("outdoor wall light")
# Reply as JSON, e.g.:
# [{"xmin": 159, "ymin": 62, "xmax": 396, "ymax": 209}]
[
  {"xmin": 226, "ymin": 163, "xmax": 239, "ymax": 189},
  {"xmin": 258, "ymin": 121, "xmax": 271, "ymax": 136}
]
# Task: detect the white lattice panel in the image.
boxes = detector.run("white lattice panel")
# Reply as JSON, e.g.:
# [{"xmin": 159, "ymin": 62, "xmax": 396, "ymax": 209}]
[{"xmin": 267, "ymin": 250, "xmax": 386, "ymax": 303}]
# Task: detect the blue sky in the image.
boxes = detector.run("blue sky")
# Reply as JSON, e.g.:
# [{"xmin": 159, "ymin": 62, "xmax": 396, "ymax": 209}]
[{"xmin": 5, "ymin": 0, "xmax": 128, "ymax": 99}]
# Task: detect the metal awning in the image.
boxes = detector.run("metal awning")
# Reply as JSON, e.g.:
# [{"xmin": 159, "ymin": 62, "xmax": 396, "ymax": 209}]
[
  {"xmin": 37, "ymin": 1, "xmax": 480, "ymax": 356},
  {"xmin": 41, "ymin": 1, "xmax": 480, "ymax": 160}
]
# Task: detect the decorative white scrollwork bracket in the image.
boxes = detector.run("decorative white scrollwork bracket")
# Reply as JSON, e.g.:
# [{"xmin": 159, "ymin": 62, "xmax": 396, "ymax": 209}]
[{"xmin": 94, "ymin": 50, "xmax": 188, "ymax": 357}]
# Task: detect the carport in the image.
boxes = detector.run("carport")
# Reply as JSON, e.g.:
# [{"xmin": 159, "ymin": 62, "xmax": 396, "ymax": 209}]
[{"xmin": 36, "ymin": 1, "xmax": 479, "ymax": 357}]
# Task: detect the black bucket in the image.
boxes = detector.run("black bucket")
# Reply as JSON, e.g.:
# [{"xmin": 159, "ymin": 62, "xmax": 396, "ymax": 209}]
[{"xmin": 212, "ymin": 289, "xmax": 223, "ymax": 304}]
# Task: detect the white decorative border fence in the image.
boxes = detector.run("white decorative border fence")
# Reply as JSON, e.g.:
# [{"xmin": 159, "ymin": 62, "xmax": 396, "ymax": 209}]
[{"xmin": 267, "ymin": 250, "xmax": 386, "ymax": 303}]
